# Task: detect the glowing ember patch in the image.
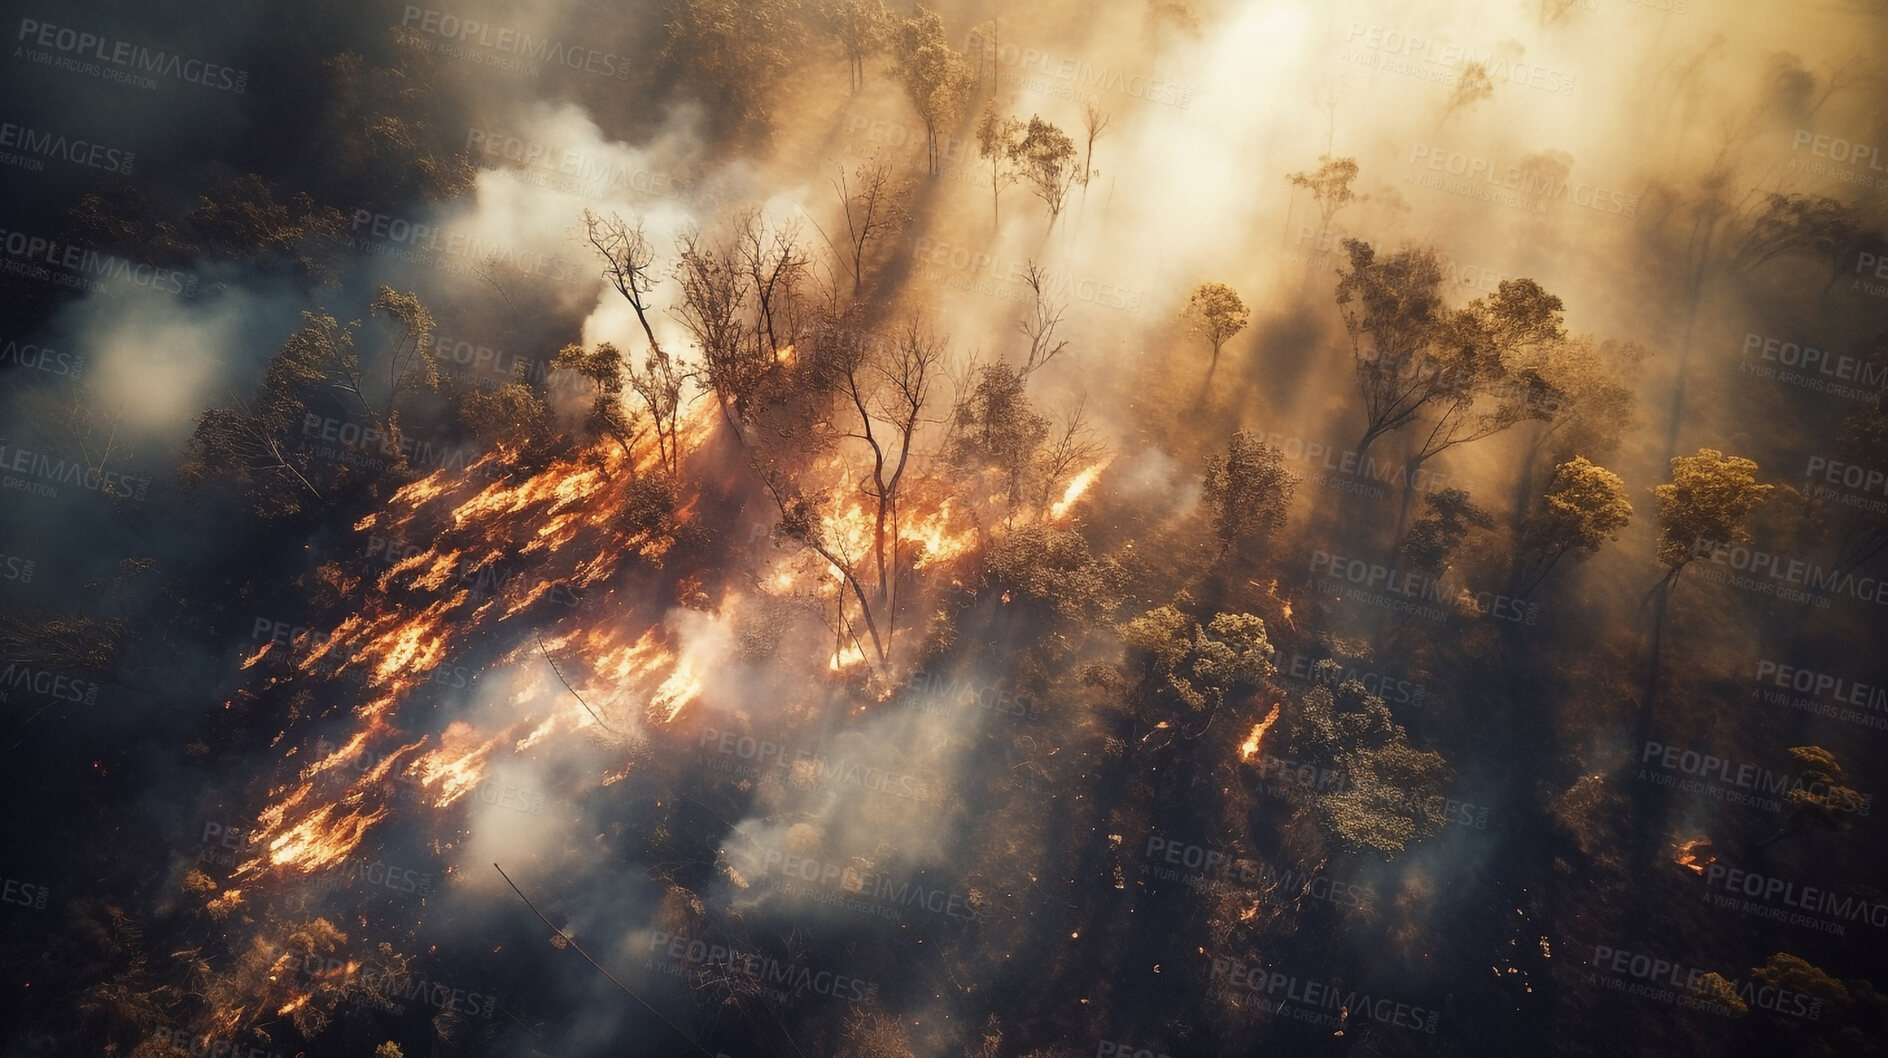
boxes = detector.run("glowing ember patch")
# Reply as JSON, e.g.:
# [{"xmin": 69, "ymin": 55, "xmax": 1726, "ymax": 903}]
[{"xmin": 1674, "ymin": 838, "xmax": 1715, "ymax": 875}]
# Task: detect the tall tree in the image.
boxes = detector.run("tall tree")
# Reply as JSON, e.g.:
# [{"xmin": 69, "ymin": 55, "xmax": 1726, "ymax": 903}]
[
  {"xmin": 1016, "ymin": 260, "xmax": 1070, "ymax": 379},
  {"xmin": 1514, "ymin": 457, "xmax": 1634, "ymax": 596},
  {"xmin": 1652, "ymin": 448, "xmax": 1774, "ymax": 582},
  {"xmin": 1122, "ymin": 607, "xmax": 1275, "ymax": 719},
  {"xmin": 947, "ymin": 363, "xmax": 1049, "ymax": 513},
  {"xmin": 1285, "ymin": 155, "xmax": 1358, "ymax": 245},
  {"xmin": 829, "ymin": 160, "xmax": 911, "ymax": 298},
  {"xmin": 673, "ymin": 228, "xmax": 760, "ymax": 433},
  {"xmin": 1201, "ymin": 431, "xmax": 1296, "ymax": 558},
  {"xmin": 660, "ymin": 0, "xmax": 805, "ymax": 131},
  {"xmin": 1010, "ymin": 115, "xmax": 1080, "ymax": 221},
  {"xmin": 1403, "ymin": 276, "xmax": 1567, "ymax": 475},
  {"xmin": 975, "ymin": 105, "xmax": 1023, "ymax": 224},
  {"xmin": 840, "ymin": 317, "xmax": 944, "ymax": 630},
  {"xmin": 583, "ymin": 210, "xmax": 691, "ymax": 476},
  {"xmin": 733, "ymin": 210, "xmax": 812, "ymax": 365},
  {"xmin": 1398, "ymin": 488, "xmax": 1495, "ymax": 576},
  {"xmin": 1079, "ymin": 102, "xmax": 1112, "ymax": 189},
  {"xmin": 819, "ymin": 0, "xmax": 891, "ymax": 91},
  {"xmin": 891, "ymin": 8, "xmax": 974, "ymax": 176},
  {"xmin": 552, "ymin": 343, "xmax": 640, "ymax": 462},
  {"xmin": 1334, "ymin": 240, "xmax": 1565, "ymax": 466},
  {"xmin": 1179, "ymin": 281, "xmax": 1250, "ymax": 386},
  {"xmin": 183, "ymin": 288, "xmax": 436, "ymax": 516},
  {"xmin": 1290, "ymin": 665, "xmax": 1449, "ymax": 858}
]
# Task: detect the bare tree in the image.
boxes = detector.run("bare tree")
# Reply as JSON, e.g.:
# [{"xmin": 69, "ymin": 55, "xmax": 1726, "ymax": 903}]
[
  {"xmin": 1079, "ymin": 102, "xmax": 1111, "ymax": 188},
  {"xmin": 840, "ymin": 318, "xmax": 944, "ymax": 643},
  {"xmin": 673, "ymin": 229, "xmax": 758, "ymax": 433},
  {"xmin": 1035, "ymin": 397, "xmax": 1105, "ymax": 510},
  {"xmin": 976, "ymin": 105, "xmax": 1023, "ymax": 224},
  {"xmin": 734, "ymin": 210, "xmax": 812, "ymax": 364},
  {"xmin": 1016, "ymin": 260, "xmax": 1070, "ymax": 379},
  {"xmin": 585, "ymin": 210, "xmax": 692, "ymax": 475},
  {"xmin": 60, "ymin": 390, "xmax": 135, "ymax": 500},
  {"xmin": 584, "ymin": 210, "xmax": 665, "ymax": 359},
  {"xmin": 830, "ymin": 160, "xmax": 911, "ymax": 298}
]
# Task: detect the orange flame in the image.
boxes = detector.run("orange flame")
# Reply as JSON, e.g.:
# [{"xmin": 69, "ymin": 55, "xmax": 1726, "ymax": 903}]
[
  {"xmin": 1051, "ymin": 460, "xmax": 1111, "ymax": 520},
  {"xmin": 1675, "ymin": 838, "xmax": 1715, "ymax": 875},
  {"xmin": 1239, "ymin": 703, "xmax": 1282, "ymax": 761}
]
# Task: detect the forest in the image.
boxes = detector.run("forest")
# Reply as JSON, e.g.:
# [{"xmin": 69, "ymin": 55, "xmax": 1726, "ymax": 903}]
[{"xmin": 1, "ymin": 0, "xmax": 1885, "ymax": 1056}]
